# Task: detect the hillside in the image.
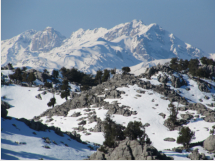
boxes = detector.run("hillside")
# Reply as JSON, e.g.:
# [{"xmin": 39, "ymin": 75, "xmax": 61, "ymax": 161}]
[
  {"xmin": 1, "ymin": 61, "xmax": 215, "ymax": 160},
  {"xmin": 1, "ymin": 20, "xmax": 207, "ymax": 74}
]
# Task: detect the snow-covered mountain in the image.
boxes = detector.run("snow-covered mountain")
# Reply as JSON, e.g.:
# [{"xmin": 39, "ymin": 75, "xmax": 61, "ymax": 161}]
[{"xmin": 1, "ymin": 20, "xmax": 207, "ymax": 73}]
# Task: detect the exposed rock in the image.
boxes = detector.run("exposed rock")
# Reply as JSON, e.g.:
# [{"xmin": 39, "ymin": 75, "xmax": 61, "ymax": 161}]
[
  {"xmin": 41, "ymin": 91, "xmax": 47, "ymax": 95},
  {"xmin": 171, "ymin": 75, "xmax": 187, "ymax": 88},
  {"xmin": 203, "ymin": 135, "xmax": 215, "ymax": 152},
  {"xmin": 35, "ymin": 94, "xmax": 42, "ymax": 100},
  {"xmin": 164, "ymin": 137, "xmax": 175, "ymax": 142},
  {"xmin": 204, "ymin": 115, "xmax": 215, "ymax": 122},
  {"xmin": 89, "ymin": 138, "xmax": 172, "ymax": 160},
  {"xmin": 180, "ymin": 114, "xmax": 193, "ymax": 120},
  {"xmin": 157, "ymin": 74, "xmax": 169, "ymax": 83},
  {"xmin": 78, "ymin": 120, "xmax": 86, "ymax": 125},
  {"xmin": 198, "ymin": 81, "xmax": 210, "ymax": 93},
  {"xmin": 159, "ymin": 113, "xmax": 166, "ymax": 119},
  {"xmin": 204, "ymin": 95, "xmax": 210, "ymax": 100},
  {"xmin": 188, "ymin": 148, "xmax": 207, "ymax": 160},
  {"xmin": 71, "ymin": 112, "xmax": 81, "ymax": 117}
]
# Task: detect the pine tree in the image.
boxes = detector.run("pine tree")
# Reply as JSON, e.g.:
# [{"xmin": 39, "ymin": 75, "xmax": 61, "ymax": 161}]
[
  {"xmin": 102, "ymin": 69, "xmax": 110, "ymax": 82},
  {"xmin": 47, "ymin": 97, "xmax": 56, "ymax": 108},
  {"xmin": 168, "ymin": 102, "xmax": 178, "ymax": 123},
  {"xmin": 122, "ymin": 67, "xmax": 130, "ymax": 74},
  {"xmin": 52, "ymin": 70, "xmax": 59, "ymax": 79},
  {"xmin": 177, "ymin": 126, "xmax": 195, "ymax": 149},
  {"xmin": 95, "ymin": 70, "xmax": 103, "ymax": 84},
  {"xmin": 110, "ymin": 68, "xmax": 116, "ymax": 74},
  {"xmin": 170, "ymin": 57, "xmax": 179, "ymax": 71},
  {"xmin": 22, "ymin": 73, "xmax": 28, "ymax": 82},
  {"xmin": 27, "ymin": 72, "xmax": 36, "ymax": 86},
  {"xmin": 124, "ymin": 121, "xmax": 144, "ymax": 140},
  {"xmin": 60, "ymin": 80, "xmax": 70, "ymax": 100}
]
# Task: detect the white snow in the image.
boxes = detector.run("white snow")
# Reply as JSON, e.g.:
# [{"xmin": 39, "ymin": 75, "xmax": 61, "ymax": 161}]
[
  {"xmin": 1, "ymin": 85, "xmax": 66, "ymax": 119},
  {"xmin": 1, "ymin": 118, "xmax": 96, "ymax": 160}
]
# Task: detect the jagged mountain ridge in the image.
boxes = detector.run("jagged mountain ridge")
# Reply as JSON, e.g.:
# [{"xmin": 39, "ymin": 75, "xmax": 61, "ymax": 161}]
[{"xmin": 1, "ymin": 20, "xmax": 206, "ymax": 73}]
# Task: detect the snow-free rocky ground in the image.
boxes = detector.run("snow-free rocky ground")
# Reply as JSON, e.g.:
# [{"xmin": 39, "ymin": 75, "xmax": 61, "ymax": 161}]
[{"xmin": 1, "ymin": 65, "xmax": 215, "ymax": 160}]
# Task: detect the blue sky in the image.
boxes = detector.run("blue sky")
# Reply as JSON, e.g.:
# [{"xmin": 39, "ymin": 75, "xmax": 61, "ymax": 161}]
[{"xmin": 1, "ymin": 0, "xmax": 215, "ymax": 53}]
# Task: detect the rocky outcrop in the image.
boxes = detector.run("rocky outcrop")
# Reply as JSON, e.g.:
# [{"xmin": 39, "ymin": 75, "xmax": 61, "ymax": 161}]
[
  {"xmin": 180, "ymin": 114, "xmax": 193, "ymax": 120},
  {"xmin": 35, "ymin": 94, "xmax": 42, "ymax": 100},
  {"xmin": 89, "ymin": 138, "xmax": 172, "ymax": 160},
  {"xmin": 71, "ymin": 112, "xmax": 81, "ymax": 117},
  {"xmin": 188, "ymin": 148, "xmax": 207, "ymax": 160},
  {"xmin": 171, "ymin": 75, "xmax": 187, "ymax": 88},
  {"xmin": 157, "ymin": 74, "xmax": 169, "ymax": 83},
  {"xmin": 17, "ymin": 118, "xmax": 82, "ymax": 142},
  {"xmin": 179, "ymin": 103, "xmax": 215, "ymax": 122},
  {"xmin": 203, "ymin": 135, "xmax": 215, "ymax": 152},
  {"xmin": 164, "ymin": 137, "xmax": 175, "ymax": 142}
]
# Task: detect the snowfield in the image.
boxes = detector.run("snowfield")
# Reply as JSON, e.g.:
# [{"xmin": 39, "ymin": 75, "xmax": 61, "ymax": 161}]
[
  {"xmin": 2, "ymin": 68, "xmax": 215, "ymax": 160},
  {"xmin": 1, "ymin": 117, "xmax": 96, "ymax": 160}
]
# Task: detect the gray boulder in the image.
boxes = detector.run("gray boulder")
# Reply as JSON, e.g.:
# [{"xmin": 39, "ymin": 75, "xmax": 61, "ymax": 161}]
[
  {"xmin": 188, "ymin": 148, "xmax": 207, "ymax": 160},
  {"xmin": 180, "ymin": 114, "xmax": 193, "ymax": 120},
  {"xmin": 71, "ymin": 112, "xmax": 81, "ymax": 117},
  {"xmin": 164, "ymin": 137, "xmax": 175, "ymax": 142},
  {"xmin": 203, "ymin": 135, "xmax": 215, "ymax": 152},
  {"xmin": 35, "ymin": 94, "xmax": 42, "ymax": 100},
  {"xmin": 171, "ymin": 75, "xmax": 187, "ymax": 88}
]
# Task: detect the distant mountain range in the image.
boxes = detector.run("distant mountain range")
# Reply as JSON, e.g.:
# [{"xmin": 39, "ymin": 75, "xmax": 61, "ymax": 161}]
[{"xmin": 1, "ymin": 19, "xmax": 207, "ymax": 74}]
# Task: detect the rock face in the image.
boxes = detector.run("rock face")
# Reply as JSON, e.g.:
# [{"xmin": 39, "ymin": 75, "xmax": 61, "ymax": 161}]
[
  {"xmin": 188, "ymin": 148, "xmax": 207, "ymax": 160},
  {"xmin": 89, "ymin": 138, "xmax": 172, "ymax": 160},
  {"xmin": 203, "ymin": 135, "xmax": 215, "ymax": 152},
  {"xmin": 164, "ymin": 137, "xmax": 175, "ymax": 142},
  {"xmin": 35, "ymin": 94, "xmax": 42, "ymax": 100},
  {"xmin": 171, "ymin": 75, "xmax": 187, "ymax": 88}
]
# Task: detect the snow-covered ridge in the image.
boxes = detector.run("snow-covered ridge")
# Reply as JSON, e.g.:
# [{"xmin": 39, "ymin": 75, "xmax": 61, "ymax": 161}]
[{"xmin": 1, "ymin": 19, "xmax": 207, "ymax": 74}]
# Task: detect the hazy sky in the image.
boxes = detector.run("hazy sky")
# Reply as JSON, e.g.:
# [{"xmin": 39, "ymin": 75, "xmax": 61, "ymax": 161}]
[{"xmin": 1, "ymin": 0, "xmax": 215, "ymax": 53}]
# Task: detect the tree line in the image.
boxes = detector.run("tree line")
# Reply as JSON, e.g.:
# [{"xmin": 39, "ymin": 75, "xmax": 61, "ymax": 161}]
[{"xmin": 170, "ymin": 57, "xmax": 215, "ymax": 78}]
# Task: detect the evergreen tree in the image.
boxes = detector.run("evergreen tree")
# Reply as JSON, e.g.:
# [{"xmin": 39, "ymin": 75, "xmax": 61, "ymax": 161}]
[
  {"xmin": 110, "ymin": 68, "xmax": 116, "ymax": 75},
  {"xmin": 102, "ymin": 69, "xmax": 110, "ymax": 82},
  {"xmin": 60, "ymin": 80, "xmax": 70, "ymax": 100},
  {"xmin": 168, "ymin": 102, "xmax": 178, "ymax": 123},
  {"xmin": 124, "ymin": 121, "xmax": 144, "ymax": 140},
  {"xmin": 22, "ymin": 72, "xmax": 28, "ymax": 82},
  {"xmin": 60, "ymin": 67, "xmax": 67, "ymax": 77},
  {"xmin": 9, "ymin": 68, "xmax": 22, "ymax": 82},
  {"xmin": 43, "ymin": 69, "xmax": 49, "ymax": 74},
  {"xmin": 52, "ymin": 70, "xmax": 59, "ymax": 79},
  {"xmin": 27, "ymin": 72, "xmax": 36, "ymax": 85},
  {"xmin": 44, "ymin": 82, "xmax": 53, "ymax": 88},
  {"xmin": 177, "ymin": 126, "xmax": 195, "ymax": 149},
  {"xmin": 122, "ymin": 67, "xmax": 130, "ymax": 74},
  {"xmin": 188, "ymin": 59, "xmax": 199, "ymax": 76},
  {"xmin": 22, "ymin": 66, "xmax": 27, "ymax": 71},
  {"xmin": 170, "ymin": 57, "xmax": 179, "ymax": 71},
  {"xmin": 103, "ymin": 114, "xmax": 125, "ymax": 148},
  {"xmin": 95, "ymin": 70, "xmax": 103, "ymax": 84},
  {"xmin": 47, "ymin": 97, "xmax": 56, "ymax": 108}
]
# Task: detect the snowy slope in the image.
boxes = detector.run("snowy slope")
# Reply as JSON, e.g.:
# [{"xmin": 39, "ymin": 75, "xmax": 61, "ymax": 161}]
[
  {"xmin": 1, "ymin": 20, "xmax": 207, "ymax": 74},
  {"xmin": 1, "ymin": 117, "xmax": 96, "ymax": 160},
  {"xmin": 2, "ymin": 68, "xmax": 215, "ymax": 160}
]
